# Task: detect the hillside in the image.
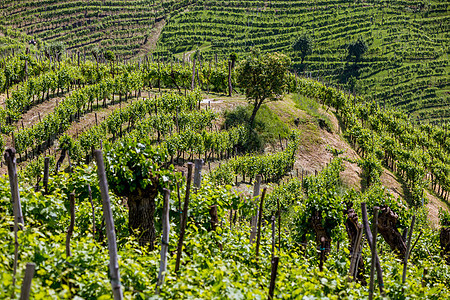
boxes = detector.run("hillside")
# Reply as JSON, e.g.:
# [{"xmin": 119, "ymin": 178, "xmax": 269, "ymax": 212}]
[
  {"xmin": 0, "ymin": 50, "xmax": 449, "ymax": 298},
  {"xmin": 155, "ymin": 0, "xmax": 450, "ymax": 123},
  {"xmin": 1, "ymin": 1, "xmax": 449, "ymax": 122},
  {"xmin": 0, "ymin": 3, "xmax": 450, "ymax": 298}
]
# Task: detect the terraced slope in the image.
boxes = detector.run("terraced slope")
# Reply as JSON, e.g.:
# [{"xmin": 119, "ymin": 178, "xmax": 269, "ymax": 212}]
[
  {"xmin": 155, "ymin": 0, "xmax": 449, "ymax": 123},
  {"xmin": 1, "ymin": 1, "xmax": 448, "ymax": 121},
  {"xmin": 0, "ymin": 0, "xmax": 194, "ymax": 58}
]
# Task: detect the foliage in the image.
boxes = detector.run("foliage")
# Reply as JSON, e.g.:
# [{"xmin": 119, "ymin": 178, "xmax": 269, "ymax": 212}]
[
  {"xmin": 223, "ymin": 104, "xmax": 290, "ymax": 150},
  {"xmin": 237, "ymin": 49, "xmax": 291, "ymax": 125},
  {"xmin": 347, "ymin": 38, "xmax": 368, "ymax": 65},
  {"xmin": 293, "ymin": 34, "xmax": 313, "ymax": 65}
]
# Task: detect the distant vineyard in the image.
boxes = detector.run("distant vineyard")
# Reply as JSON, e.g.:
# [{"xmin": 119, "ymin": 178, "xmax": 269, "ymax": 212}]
[{"xmin": 154, "ymin": 0, "xmax": 449, "ymax": 123}]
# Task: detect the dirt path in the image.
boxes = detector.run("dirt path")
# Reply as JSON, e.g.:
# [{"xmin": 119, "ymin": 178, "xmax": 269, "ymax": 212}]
[
  {"xmin": 65, "ymin": 95, "xmax": 146, "ymax": 138},
  {"xmin": 137, "ymin": 19, "xmax": 166, "ymax": 57},
  {"xmin": 17, "ymin": 93, "xmax": 68, "ymax": 129}
]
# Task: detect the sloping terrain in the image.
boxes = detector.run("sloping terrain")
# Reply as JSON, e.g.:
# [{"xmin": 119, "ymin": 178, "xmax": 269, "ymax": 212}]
[{"xmin": 155, "ymin": 0, "xmax": 449, "ymax": 123}]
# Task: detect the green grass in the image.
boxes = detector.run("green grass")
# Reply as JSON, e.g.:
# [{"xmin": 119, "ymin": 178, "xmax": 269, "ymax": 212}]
[
  {"xmin": 292, "ymin": 93, "xmax": 333, "ymax": 133},
  {"xmin": 223, "ymin": 103, "xmax": 291, "ymax": 150}
]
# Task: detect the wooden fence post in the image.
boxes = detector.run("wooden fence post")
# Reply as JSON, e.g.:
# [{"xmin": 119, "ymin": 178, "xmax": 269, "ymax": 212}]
[
  {"xmin": 19, "ymin": 263, "xmax": 36, "ymax": 300},
  {"xmin": 250, "ymin": 174, "xmax": 262, "ymax": 243},
  {"xmin": 193, "ymin": 159, "xmax": 203, "ymax": 189},
  {"xmin": 66, "ymin": 193, "xmax": 75, "ymax": 257},
  {"xmin": 255, "ymin": 188, "xmax": 267, "ymax": 261},
  {"xmin": 156, "ymin": 189, "xmax": 171, "ymax": 293},
  {"xmin": 369, "ymin": 207, "xmax": 379, "ymax": 300},
  {"xmin": 94, "ymin": 150, "xmax": 123, "ymax": 300},
  {"xmin": 175, "ymin": 162, "xmax": 193, "ymax": 273},
  {"xmin": 268, "ymin": 256, "xmax": 279, "ymax": 300}
]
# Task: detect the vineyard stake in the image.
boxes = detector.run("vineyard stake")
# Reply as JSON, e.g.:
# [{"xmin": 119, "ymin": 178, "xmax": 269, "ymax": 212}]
[
  {"xmin": 176, "ymin": 175, "xmax": 181, "ymax": 213},
  {"xmin": 361, "ymin": 203, "xmax": 384, "ymax": 296},
  {"xmin": 271, "ymin": 216, "xmax": 275, "ymax": 260},
  {"xmin": 369, "ymin": 207, "xmax": 379, "ymax": 300},
  {"xmin": 175, "ymin": 162, "xmax": 193, "ymax": 273},
  {"xmin": 277, "ymin": 197, "xmax": 281, "ymax": 252},
  {"xmin": 402, "ymin": 215, "xmax": 416, "ymax": 285},
  {"xmin": 193, "ymin": 158, "xmax": 203, "ymax": 189},
  {"xmin": 94, "ymin": 150, "xmax": 123, "ymax": 300},
  {"xmin": 5, "ymin": 148, "xmax": 24, "ymax": 298},
  {"xmin": 278, "ymin": 134, "xmax": 284, "ymax": 150},
  {"xmin": 19, "ymin": 263, "xmax": 35, "ymax": 300},
  {"xmin": 156, "ymin": 189, "xmax": 171, "ymax": 293},
  {"xmin": 268, "ymin": 256, "xmax": 279, "ymax": 300},
  {"xmin": 348, "ymin": 225, "xmax": 363, "ymax": 280},
  {"xmin": 43, "ymin": 157, "xmax": 49, "ymax": 195},
  {"xmin": 255, "ymin": 187, "xmax": 267, "ymax": 261},
  {"xmin": 66, "ymin": 193, "xmax": 75, "ymax": 257},
  {"xmin": 5, "ymin": 148, "xmax": 24, "ymax": 226},
  {"xmin": 88, "ymin": 184, "xmax": 96, "ymax": 239},
  {"xmin": 250, "ymin": 174, "xmax": 262, "ymax": 243}
]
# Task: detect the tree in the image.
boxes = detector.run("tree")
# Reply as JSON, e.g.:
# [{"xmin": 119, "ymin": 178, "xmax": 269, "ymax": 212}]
[
  {"xmin": 104, "ymin": 138, "xmax": 176, "ymax": 250},
  {"xmin": 293, "ymin": 34, "xmax": 313, "ymax": 65},
  {"xmin": 347, "ymin": 38, "xmax": 368, "ymax": 66},
  {"xmin": 228, "ymin": 52, "xmax": 237, "ymax": 97},
  {"xmin": 237, "ymin": 50, "xmax": 291, "ymax": 126}
]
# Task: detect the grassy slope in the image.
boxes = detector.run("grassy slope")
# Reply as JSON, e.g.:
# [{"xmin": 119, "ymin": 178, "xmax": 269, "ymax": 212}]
[{"xmin": 206, "ymin": 91, "xmax": 449, "ymax": 226}]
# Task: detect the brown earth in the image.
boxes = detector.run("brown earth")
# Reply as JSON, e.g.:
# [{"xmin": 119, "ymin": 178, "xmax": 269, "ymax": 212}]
[{"xmin": 137, "ymin": 20, "xmax": 166, "ymax": 57}]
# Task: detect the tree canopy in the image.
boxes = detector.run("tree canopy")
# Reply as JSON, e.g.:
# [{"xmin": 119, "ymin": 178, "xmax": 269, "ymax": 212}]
[
  {"xmin": 293, "ymin": 34, "xmax": 313, "ymax": 65},
  {"xmin": 237, "ymin": 49, "xmax": 291, "ymax": 126},
  {"xmin": 347, "ymin": 38, "xmax": 368, "ymax": 65}
]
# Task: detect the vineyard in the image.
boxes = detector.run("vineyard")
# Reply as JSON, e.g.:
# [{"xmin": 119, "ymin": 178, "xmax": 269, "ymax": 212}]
[
  {"xmin": 1, "ymin": 1, "xmax": 449, "ymax": 122},
  {"xmin": 0, "ymin": 2, "xmax": 450, "ymax": 299}
]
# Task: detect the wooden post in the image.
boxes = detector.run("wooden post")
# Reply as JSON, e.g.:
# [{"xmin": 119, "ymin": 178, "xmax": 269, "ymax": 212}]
[
  {"xmin": 175, "ymin": 162, "xmax": 193, "ymax": 273},
  {"xmin": 4, "ymin": 148, "xmax": 23, "ymax": 297},
  {"xmin": 209, "ymin": 205, "xmax": 219, "ymax": 231},
  {"xmin": 19, "ymin": 263, "xmax": 36, "ymax": 300},
  {"xmin": 268, "ymin": 256, "xmax": 279, "ymax": 300},
  {"xmin": 66, "ymin": 193, "xmax": 75, "ymax": 257},
  {"xmin": 361, "ymin": 203, "xmax": 384, "ymax": 296},
  {"xmin": 43, "ymin": 157, "xmax": 49, "ymax": 194},
  {"xmin": 176, "ymin": 175, "xmax": 182, "ymax": 213},
  {"xmin": 277, "ymin": 197, "xmax": 281, "ymax": 252},
  {"xmin": 402, "ymin": 215, "xmax": 416, "ymax": 284},
  {"xmin": 271, "ymin": 216, "xmax": 276, "ymax": 260},
  {"xmin": 4, "ymin": 148, "xmax": 24, "ymax": 226},
  {"xmin": 278, "ymin": 134, "xmax": 284, "ymax": 150},
  {"xmin": 228, "ymin": 60, "xmax": 232, "ymax": 97},
  {"xmin": 369, "ymin": 207, "xmax": 379, "ymax": 300},
  {"xmin": 255, "ymin": 188, "xmax": 267, "ymax": 261},
  {"xmin": 88, "ymin": 184, "xmax": 96, "ymax": 239},
  {"xmin": 191, "ymin": 58, "xmax": 196, "ymax": 91},
  {"xmin": 193, "ymin": 159, "xmax": 203, "ymax": 189},
  {"xmin": 156, "ymin": 189, "xmax": 171, "ymax": 292},
  {"xmin": 348, "ymin": 225, "xmax": 363, "ymax": 279},
  {"xmin": 94, "ymin": 150, "xmax": 123, "ymax": 300},
  {"xmin": 250, "ymin": 174, "xmax": 262, "ymax": 243}
]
